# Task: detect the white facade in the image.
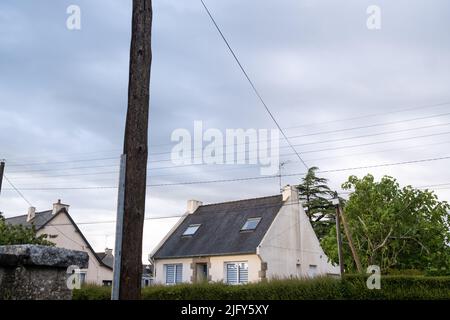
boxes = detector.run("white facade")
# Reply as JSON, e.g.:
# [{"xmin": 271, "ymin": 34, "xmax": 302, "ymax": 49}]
[
  {"xmin": 37, "ymin": 209, "xmax": 113, "ymax": 285},
  {"xmin": 151, "ymin": 186, "xmax": 339, "ymax": 285},
  {"xmin": 153, "ymin": 254, "xmax": 263, "ymax": 284},
  {"xmin": 257, "ymin": 186, "xmax": 340, "ymax": 278}
]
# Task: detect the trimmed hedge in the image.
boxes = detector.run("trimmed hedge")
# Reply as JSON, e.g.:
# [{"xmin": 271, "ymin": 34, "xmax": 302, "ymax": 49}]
[{"xmin": 73, "ymin": 275, "xmax": 450, "ymax": 300}]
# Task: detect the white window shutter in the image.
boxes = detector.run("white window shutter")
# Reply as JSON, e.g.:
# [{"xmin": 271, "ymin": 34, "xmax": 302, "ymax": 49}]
[
  {"xmin": 238, "ymin": 263, "xmax": 248, "ymax": 283},
  {"xmin": 226, "ymin": 264, "xmax": 238, "ymax": 284},
  {"xmin": 175, "ymin": 264, "xmax": 183, "ymax": 283},
  {"xmin": 165, "ymin": 264, "xmax": 175, "ymax": 284}
]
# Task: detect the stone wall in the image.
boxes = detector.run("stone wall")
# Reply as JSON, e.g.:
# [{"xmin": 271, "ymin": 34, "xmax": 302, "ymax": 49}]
[{"xmin": 0, "ymin": 245, "xmax": 89, "ymax": 300}]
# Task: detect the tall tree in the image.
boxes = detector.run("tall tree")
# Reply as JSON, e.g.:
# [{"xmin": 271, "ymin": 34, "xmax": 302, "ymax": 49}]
[
  {"xmin": 119, "ymin": 0, "xmax": 152, "ymax": 300},
  {"xmin": 321, "ymin": 174, "xmax": 450, "ymax": 274},
  {"xmin": 297, "ymin": 167, "xmax": 336, "ymax": 240}
]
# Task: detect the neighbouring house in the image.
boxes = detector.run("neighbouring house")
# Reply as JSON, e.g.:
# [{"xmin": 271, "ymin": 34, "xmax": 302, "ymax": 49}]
[
  {"xmin": 150, "ymin": 185, "xmax": 340, "ymax": 285},
  {"xmin": 95, "ymin": 248, "xmax": 114, "ymax": 286},
  {"xmin": 142, "ymin": 264, "xmax": 153, "ymax": 287},
  {"xmin": 5, "ymin": 200, "xmax": 113, "ymax": 286}
]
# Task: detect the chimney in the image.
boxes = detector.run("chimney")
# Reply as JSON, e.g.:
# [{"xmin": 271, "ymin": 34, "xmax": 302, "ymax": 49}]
[
  {"xmin": 52, "ymin": 199, "xmax": 70, "ymax": 215},
  {"xmin": 187, "ymin": 200, "xmax": 202, "ymax": 214},
  {"xmin": 26, "ymin": 207, "xmax": 36, "ymax": 222},
  {"xmin": 282, "ymin": 185, "xmax": 298, "ymax": 202},
  {"xmin": 105, "ymin": 248, "xmax": 113, "ymax": 256}
]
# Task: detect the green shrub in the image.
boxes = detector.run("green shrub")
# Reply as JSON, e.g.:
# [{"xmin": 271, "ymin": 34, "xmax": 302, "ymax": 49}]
[
  {"xmin": 73, "ymin": 276, "xmax": 450, "ymax": 300},
  {"xmin": 73, "ymin": 283, "xmax": 111, "ymax": 300}
]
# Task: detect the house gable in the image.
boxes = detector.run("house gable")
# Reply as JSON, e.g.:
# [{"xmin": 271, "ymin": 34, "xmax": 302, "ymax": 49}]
[
  {"xmin": 6, "ymin": 208, "xmax": 112, "ymax": 271},
  {"xmin": 39, "ymin": 209, "xmax": 113, "ymax": 270},
  {"xmin": 257, "ymin": 188, "xmax": 339, "ymax": 277}
]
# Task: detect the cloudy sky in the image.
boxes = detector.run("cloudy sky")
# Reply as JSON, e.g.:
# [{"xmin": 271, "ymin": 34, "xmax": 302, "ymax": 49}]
[{"xmin": 1, "ymin": 0, "xmax": 449, "ymax": 263}]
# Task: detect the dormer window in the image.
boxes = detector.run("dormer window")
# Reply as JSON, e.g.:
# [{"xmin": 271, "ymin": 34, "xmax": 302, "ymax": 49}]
[
  {"xmin": 182, "ymin": 224, "xmax": 201, "ymax": 236},
  {"xmin": 241, "ymin": 217, "xmax": 261, "ymax": 231}
]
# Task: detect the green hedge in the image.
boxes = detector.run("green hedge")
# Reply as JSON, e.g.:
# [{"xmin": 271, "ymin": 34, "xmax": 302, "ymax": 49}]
[{"xmin": 73, "ymin": 275, "xmax": 450, "ymax": 300}]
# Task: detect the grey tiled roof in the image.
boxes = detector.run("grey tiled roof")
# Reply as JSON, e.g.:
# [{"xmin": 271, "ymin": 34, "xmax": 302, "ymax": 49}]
[
  {"xmin": 5, "ymin": 210, "xmax": 53, "ymax": 231},
  {"xmin": 152, "ymin": 195, "xmax": 283, "ymax": 259},
  {"xmin": 96, "ymin": 252, "xmax": 114, "ymax": 269}
]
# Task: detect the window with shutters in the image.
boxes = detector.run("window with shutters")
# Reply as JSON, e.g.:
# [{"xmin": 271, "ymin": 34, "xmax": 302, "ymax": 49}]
[
  {"xmin": 165, "ymin": 264, "xmax": 183, "ymax": 285},
  {"xmin": 225, "ymin": 262, "xmax": 248, "ymax": 284}
]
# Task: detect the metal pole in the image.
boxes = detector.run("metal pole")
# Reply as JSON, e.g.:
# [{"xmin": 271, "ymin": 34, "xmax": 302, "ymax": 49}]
[
  {"xmin": 111, "ymin": 154, "xmax": 126, "ymax": 300},
  {"xmin": 0, "ymin": 161, "xmax": 5, "ymax": 196}
]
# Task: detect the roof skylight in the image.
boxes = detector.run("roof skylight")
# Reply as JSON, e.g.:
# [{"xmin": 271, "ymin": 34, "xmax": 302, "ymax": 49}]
[
  {"xmin": 241, "ymin": 217, "xmax": 261, "ymax": 231},
  {"xmin": 182, "ymin": 224, "xmax": 201, "ymax": 236}
]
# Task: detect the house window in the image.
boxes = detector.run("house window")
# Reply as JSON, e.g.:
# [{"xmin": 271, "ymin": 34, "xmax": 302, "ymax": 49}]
[
  {"xmin": 78, "ymin": 271, "xmax": 87, "ymax": 285},
  {"xmin": 165, "ymin": 264, "xmax": 183, "ymax": 285},
  {"xmin": 241, "ymin": 217, "xmax": 261, "ymax": 231},
  {"xmin": 102, "ymin": 280, "xmax": 112, "ymax": 287},
  {"xmin": 182, "ymin": 224, "xmax": 201, "ymax": 236},
  {"xmin": 308, "ymin": 265, "xmax": 318, "ymax": 278},
  {"xmin": 225, "ymin": 262, "xmax": 248, "ymax": 284}
]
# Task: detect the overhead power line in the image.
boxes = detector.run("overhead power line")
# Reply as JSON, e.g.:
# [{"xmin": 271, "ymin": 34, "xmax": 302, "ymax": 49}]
[
  {"xmin": 6, "ymin": 119, "xmax": 450, "ymax": 172},
  {"xmin": 295, "ymin": 131, "xmax": 450, "ymax": 155},
  {"xmin": 4, "ymin": 100, "xmax": 450, "ymax": 165},
  {"xmin": 3, "ymin": 155, "xmax": 450, "ymax": 191},
  {"xmin": 6, "ymin": 125, "xmax": 450, "ymax": 176},
  {"xmin": 137, "ymin": 110, "xmax": 450, "ymax": 157},
  {"xmin": 6, "ymin": 131, "xmax": 450, "ymax": 178},
  {"xmin": 8, "ymin": 138, "xmax": 450, "ymax": 183},
  {"xmin": 283, "ymin": 101, "xmax": 450, "ymax": 130},
  {"xmin": 289, "ymin": 114, "xmax": 450, "ymax": 139},
  {"xmin": 3, "ymin": 175, "xmax": 33, "ymax": 206},
  {"xmin": 200, "ymin": 0, "xmax": 309, "ymax": 170},
  {"xmin": 5, "ymin": 149, "xmax": 120, "ymax": 163},
  {"xmin": 124, "ymin": 126, "xmax": 450, "ymax": 164},
  {"xmin": 142, "ymin": 123, "xmax": 450, "ymax": 160},
  {"xmin": 131, "ymin": 114, "xmax": 450, "ymax": 158},
  {"xmin": 7, "ymin": 164, "xmax": 120, "ymax": 174},
  {"xmin": 289, "ymin": 122, "xmax": 450, "ymax": 147},
  {"xmin": 8, "ymin": 141, "xmax": 450, "ymax": 187},
  {"xmin": 14, "ymin": 184, "xmax": 450, "ymax": 228},
  {"xmin": 4, "ymin": 107, "xmax": 450, "ymax": 167},
  {"xmin": 7, "ymin": 157, "xmax": 119, "ymax": 168},
  {"xmin": 46, "ymin": 214, "xmax": 185, "ymax": 227}
]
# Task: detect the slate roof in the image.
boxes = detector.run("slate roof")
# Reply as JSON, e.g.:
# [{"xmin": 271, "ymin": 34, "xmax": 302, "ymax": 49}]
[
  {"xmin": 96, "ymin": 251, "xmax": 114, "ymax": 269},
  {"xmin": 152, "ymin": 195, "xmax": 283, "ymax": 259},
  {"xmin": 5, "ymin": 209, "xmax": 113, "ymax": 270},
  {"xmin": 5, "ymin": 210, "xmax": 53, "ymax": 231}
]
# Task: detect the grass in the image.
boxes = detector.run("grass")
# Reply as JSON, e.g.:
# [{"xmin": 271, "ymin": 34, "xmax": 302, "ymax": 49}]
[{"xmin": 73, "ymin": 275, "xmax": 450, "ymax": 300}]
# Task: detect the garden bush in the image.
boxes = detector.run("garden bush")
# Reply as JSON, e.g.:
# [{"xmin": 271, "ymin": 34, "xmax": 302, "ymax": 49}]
[{"xmin": 73, "ymin": 275, "xmax": 450, "ymax": 300}]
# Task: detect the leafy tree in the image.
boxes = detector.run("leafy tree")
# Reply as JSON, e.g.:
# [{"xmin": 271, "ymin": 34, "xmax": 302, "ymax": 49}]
[
  {"xmin": 321, "ymin": 174, "xmax": 450, "ymax": 274},
  {"xmin": 0, "ymin": 213, "xmax": 54, "ymax": 246},
  {"xmin": 297, "ymin": 167, "xmax": 336, "ymax": 240}
]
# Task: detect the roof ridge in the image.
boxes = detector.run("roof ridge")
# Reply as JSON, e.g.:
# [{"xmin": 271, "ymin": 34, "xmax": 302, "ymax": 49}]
[
  {"xmin": 199, "ymin": 194, "xmax": 282, "ymax": 208},
  {"xmin": 5, "ymin": 210, "xmax": 52, "ymax": 220}
]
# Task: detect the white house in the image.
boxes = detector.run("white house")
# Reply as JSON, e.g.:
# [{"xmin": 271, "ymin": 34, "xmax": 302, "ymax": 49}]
[
  {"xmin": 150, "ymin": 186, "xmax": 339, "ymax": 285},
  {"xmin": 5, "ymin": 200, "xmax": 113, "ymax": 286}
]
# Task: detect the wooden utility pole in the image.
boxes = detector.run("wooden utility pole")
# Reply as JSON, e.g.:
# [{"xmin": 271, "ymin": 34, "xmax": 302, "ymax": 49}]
[
  {"xmin": 0, "ymin": 161, "xmax": 5, "ymax": 196},
  {"xmin": 118, "ymin": 0, "xmax": 153, "ymax": 300},
  {"xmin": 338, "ymin": 205, "xmax": 363, "ymax": 273},
  {"xmin": 332, "ymin": 195, "xmax": 344, "ymax": 276}
]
